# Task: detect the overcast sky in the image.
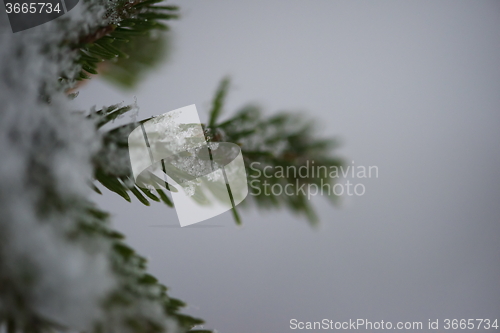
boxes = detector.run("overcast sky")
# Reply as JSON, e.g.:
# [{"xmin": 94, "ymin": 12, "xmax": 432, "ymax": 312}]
[{"xmin": 74, "ymin": 1, "xmax": 500, "ymax": 332}]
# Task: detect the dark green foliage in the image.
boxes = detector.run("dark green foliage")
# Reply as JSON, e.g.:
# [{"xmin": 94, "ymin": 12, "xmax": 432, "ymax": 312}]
[
  {"xmin": 207, "ymin": 77, "xmax": 230, "ymax": 129},
  {"xmin": 66, "ymin": 2, "xmax": 342, "ymax": 329},
  {"xmin": 77, "ymin": 204, "xmax": 208, "ymax": 332},
  {"xmin": 95, "ymin": 167, "xmax": 131, "ymax": 202},
  {"xmin": 206, "ymin": 79, "xmax": 344, "ymax": 225},
  {"xmin": 1, "ymin": 0, "xmax": 342, "ymax": 331},
  {"xmin": 88, "ymin": 104, "xmax": 169, "ymax": 207},
  {"xmin": 92, "ymin": 79, "xmax": 343, "ymax": 226},
  {"xmin": 74, "ymin": 0, "xmax": 178, "ymax": 84},
  {"xmin": 100, "ymin": 32, "xmax": 170, "ymax": 89},
  {"xmin": 76, "ymin": 0, "xmax": 343, "ymax": 226}
]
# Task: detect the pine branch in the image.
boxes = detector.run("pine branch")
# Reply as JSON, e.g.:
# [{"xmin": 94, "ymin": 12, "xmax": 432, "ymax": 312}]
[
  {"xmin": 92, "ymin": 79, "xmax": 343, "ymax": 225},
  {"xmin": 0, "ymin": 1, "xmax": 211, "ymax": 332},
  {"xmin": 207, "ymin": 79, "xmax": 343, "ymax": 225},
  {"xmin": 79, "ymin": 204, "xmax": 208, "ymax": 332},
  {"xmin": 72, "ymin": 0, "xmax": 179, "ymax": 83},
  {"xmin": 208, "ymin": 77, "xmax": 230, "ymax": 130}
]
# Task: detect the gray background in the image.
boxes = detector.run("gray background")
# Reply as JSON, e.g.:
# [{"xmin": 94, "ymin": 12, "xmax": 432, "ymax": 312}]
[{"xmin": 74, "ymin": 1, "xmax": 500, "ymax": 332}]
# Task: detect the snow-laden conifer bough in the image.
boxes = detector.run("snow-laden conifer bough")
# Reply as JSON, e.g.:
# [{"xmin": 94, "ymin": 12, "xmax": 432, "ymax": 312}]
[
  {"xmin": 0, "ymin": 0, "xmax": 343, "ymax": 332},
  {"xmin": 0, "ymin": 1, "xmax": 207, "ymax": 332}
]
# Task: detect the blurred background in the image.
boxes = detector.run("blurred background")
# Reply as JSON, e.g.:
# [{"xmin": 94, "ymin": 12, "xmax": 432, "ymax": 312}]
[{"xmin": 73, "ymin": 1, "xmax": 500, "ymax": 332}]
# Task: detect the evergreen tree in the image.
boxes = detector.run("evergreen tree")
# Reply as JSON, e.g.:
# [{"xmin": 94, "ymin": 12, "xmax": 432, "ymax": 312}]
[{"xmin": 0, "ymin": 1, "xmax": 342, "ymax": 332}]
